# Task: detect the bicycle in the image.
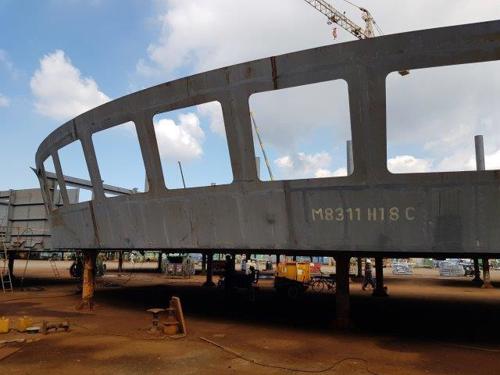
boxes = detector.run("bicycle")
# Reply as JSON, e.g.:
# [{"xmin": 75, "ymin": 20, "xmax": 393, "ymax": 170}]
[{"xmin": 309, "ymin": 273, "xmax": 336, "ymax": 293}]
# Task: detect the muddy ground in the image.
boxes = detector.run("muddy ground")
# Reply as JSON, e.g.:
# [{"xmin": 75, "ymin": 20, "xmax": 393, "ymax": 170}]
[{"xmin": 1, "ymin": 261, "xmax": 500, "ymax": 374}]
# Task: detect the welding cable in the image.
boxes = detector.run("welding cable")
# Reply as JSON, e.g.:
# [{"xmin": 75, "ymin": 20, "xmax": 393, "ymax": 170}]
[{"xmin": 199, "ymin": 336, "xmax": 381, "ymax": 374}]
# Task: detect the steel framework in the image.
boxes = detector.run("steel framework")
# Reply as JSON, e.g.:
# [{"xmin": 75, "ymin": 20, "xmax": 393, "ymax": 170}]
[{"xmin": 35, "ymin": 20, "xmax": 500, "ymax": 256}]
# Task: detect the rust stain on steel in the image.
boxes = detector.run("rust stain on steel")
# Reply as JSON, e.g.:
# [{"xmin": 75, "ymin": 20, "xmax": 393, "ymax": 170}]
[
  {"xmin": 88, "ymin": 201, "xmax": 101, "ymax": 247},
  {"xmin": 35, "ymin": 20, "xmax": 500, "ymax": 256}
]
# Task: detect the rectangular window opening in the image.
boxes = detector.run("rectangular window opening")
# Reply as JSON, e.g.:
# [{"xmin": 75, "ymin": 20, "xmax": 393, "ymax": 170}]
[
  {"xmin": 92, "ymin": 121, "xmax": 148, "ymax": 195},
  {"xmin": 386, "ymin": 60, "xmax": 500, "ymax": 174},
  {"xmin": 249, "ymin": 79, "xmax": 352, "ymax": 181},
  {"xmin": 58, "ymin": 141, "xmax": 93, "ymax": 203},
  {"xmin": 153, "ymin": 101, "xmax": 233, "ymax": 189},
  {"xmin": 42, "ymin": 156, "xmax": 63, "ymax": 208}
]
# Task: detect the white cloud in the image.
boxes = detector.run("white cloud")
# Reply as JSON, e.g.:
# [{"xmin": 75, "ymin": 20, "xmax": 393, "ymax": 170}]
[
  {"xmin": 138, "ymin": 0, "xmax": 335, "ymax": 79},
  {"xmin": 30, "ymin": 50, "xmax": 110, "ymax": 121},
  {"xmin": 154, "ymin": 112, "xmax": 205, "ymax": 162},
  {"xmin": 140, "ymin": 1, "xmax": 500, "ymax": 78},
  {"xmin": 274, "ymin": 151, "xmax": 347, "ymax": 179},
  {"xmin": 315, "ymin": 167, "xmax": 347, "ymax": 178},
  {"xmin": 0, "ymin": 49, "xmax": 17, "ymax": 78},
  {"xmin": 465, "ymin": 148, "xmax": 500, "ymax": 171},
  {"xmin": 197, "ymin": 101, "xmax": 225, "ymax": 137},
  {"xmin": 485, "ymin": 150, "xmax": 500, "ymax": 170},
  {"xmin": 0, "ymin": 94, "xmax": 9, "ymax": 108},
  {"xmin": 137, "ymin": 1, "xmax": 500, "ymax": 173},
  {"xmin": 388, "ymin": 155, "xmax": 432, "ymax": 173}
]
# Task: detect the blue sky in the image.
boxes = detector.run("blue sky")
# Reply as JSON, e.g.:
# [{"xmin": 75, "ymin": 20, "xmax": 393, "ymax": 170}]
[
  {"xmin": 0, "ymin": 0, "xmax": 156, "ymax": 190},
  {"xmin": 1, "ymin": 0, "xmax": 500, "ymax": 194}
]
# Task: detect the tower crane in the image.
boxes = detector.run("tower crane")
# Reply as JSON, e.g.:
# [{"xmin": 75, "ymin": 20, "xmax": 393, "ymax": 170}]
[
  {"xmin": 303, "ymin": 0, "xmax": 375, "ymax": 40},
  {"xmin": 303, "ymin": 0, "xmax": 409, "ymax": 75}
]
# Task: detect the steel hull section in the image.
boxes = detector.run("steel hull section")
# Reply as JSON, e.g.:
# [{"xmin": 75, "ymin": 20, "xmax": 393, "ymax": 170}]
[
  {"xmin": 36, "ymin": 20, "xmax": 500, "ymax": 255},
  {"xmin": 49, "ymin": 180, "xmax": 500, "ymax": 254}
]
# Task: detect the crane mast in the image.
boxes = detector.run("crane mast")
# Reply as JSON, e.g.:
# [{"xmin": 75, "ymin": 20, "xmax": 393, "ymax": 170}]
[
  {"xmin": 250, "ymin": 112, "xmax": 274, "ymax": 181},
  {"xmin": 303, "ymin": 0, "xmax": 374, "ymax": 40},
  {"xmin": 303, "ymin": 0, "xmax": 409, "ymax": 75}
]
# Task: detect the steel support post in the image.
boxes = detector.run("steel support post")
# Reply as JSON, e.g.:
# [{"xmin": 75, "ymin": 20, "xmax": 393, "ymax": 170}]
[
  {"xmin": 474, "ymin": 135, "xmax": 491, "ymax": 287},
  {"xmin": 373, "ymin": 257, "xmax": 388, "ymax": 297},
  {"xmin": 157, "ymin": 251, "xmax": 163, "ymax": 273},
  {"xmin": 334, "ymin": 255, "xmax": 351, "ymax": 329},
  {"xmin": 118, "ymin": 251, "xmax": 123, "ymax": 273},
  {"xmin": 353, "ymin": 257, "xmax": 363, "ymax": 281},
  {"xmin": 482, "ymin": 257, "xmax": 494, "ymax": 288},
  {"xmin": 78, "ymin": 251, "xmax": 97, "ymax": 310},
  {"xmin": 276, "ymin": 253, "xmax": 281, "ymax": 265},
  {"xmin": 472, "ymin": 258, "xmax": 483, "ymax": 285},
  {"xmin": 7, "ymin": 252, "xmax": 15, "ymax": 279},
  {"xmin": 201, "ymin": 253, "xmax": 207, "ymax": 275},
  {"xmin": 203, "ymin": 253, "xmax": 215, "ymax": 287}
]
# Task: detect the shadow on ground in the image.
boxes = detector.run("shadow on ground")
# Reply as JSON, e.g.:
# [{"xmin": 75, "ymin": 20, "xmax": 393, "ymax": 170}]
[{"xmin": 86, "ymin": 280, "xmax": 500, "ymax": 346}]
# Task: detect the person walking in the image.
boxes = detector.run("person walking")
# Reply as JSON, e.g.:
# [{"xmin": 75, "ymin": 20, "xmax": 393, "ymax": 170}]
[{"xmin": 362, "ymin": 258, "xmax": 376, "ymax": 290}]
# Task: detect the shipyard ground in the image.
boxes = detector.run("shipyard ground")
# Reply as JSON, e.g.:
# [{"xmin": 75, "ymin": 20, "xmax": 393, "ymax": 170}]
[{"xmin": 1, "ymin": 261, "xmax": 500, "ymax": 375}]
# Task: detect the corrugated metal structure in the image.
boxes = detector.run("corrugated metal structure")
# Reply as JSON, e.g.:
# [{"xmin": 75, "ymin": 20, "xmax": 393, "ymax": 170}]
[
  {"xmin": 0, "ymin": 189, "xmax": 53, "ymax": 251},
  {"xmin": 34, "ymin": 20, "xmax": 500, "ymax": 257},
  {"xmin": 0, "ymin": 187, "xmax": 80, "ymax": 252}
]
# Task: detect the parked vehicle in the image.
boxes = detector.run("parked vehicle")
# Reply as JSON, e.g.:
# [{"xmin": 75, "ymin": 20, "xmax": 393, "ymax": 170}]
[
  {"xmin": 439, "ymin": 260, "xmax": 466, "ymax": 277},
  {"xmin": 274, "ymin": 261, "xmax": 311, "ymax": 299},
  {"xmin": 392, "ymin": 262, "xmax": 413, "ymax": 275},
  {"xmin": 161, "ymin": 255, "xmax": 195, "ymax": 277}
]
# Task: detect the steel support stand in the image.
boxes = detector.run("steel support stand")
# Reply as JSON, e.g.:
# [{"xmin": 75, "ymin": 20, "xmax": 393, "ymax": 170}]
[
  {"xmin": 352, "ymin": 257, "xmax": 363, "ymax": 281},
  {"xmin": 334, "ymin": 255, "xmax": 351, "ymax": 329},
  {"xmin": 373, "ymin": 257, "xmax": 388, "ymax": 297},
  {"xmin": 472, "ymin": 258, "xmax": 483, "ymax": 285},
  {"xmin": 157, "ymin": 251, "xmax": 163, "ymax": 273},
  {"xmin": 474, "ymin": 136, "xmax": 489, "ymax": 287},
  {"xmin": 117, "ymin": 251, "xmax": 123, "ymax": 273},
  {"xmin": 201, "ymin": 253, "xmax": 207, "ymax": 275},
  {"xmin": 77, "ymin": 251, "xmax": 97, "ymax": 310},
  {"xmin": 203, "ymin": 253, "xmax": 215, "ymax": 287},
  {"xmin": 7, "ymin": 252, "xmax": 15, "ymax": 280},
  {"xmin": 482, "ymin": 257, "xmax": 494, "ymax": 288}
]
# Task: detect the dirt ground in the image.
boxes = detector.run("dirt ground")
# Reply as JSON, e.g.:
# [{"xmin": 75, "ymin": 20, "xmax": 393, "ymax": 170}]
[{"xmin": 1, "ymin": 261, "xmax": 500, "ymax": 375}]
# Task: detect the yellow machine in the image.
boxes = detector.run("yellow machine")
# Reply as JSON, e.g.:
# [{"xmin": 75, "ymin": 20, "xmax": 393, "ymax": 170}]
[
  {"xmin": 276, "ymin": 262, "xmax": 311, "ymax": 283},
  {"xmin": 0, "ymin": 317, "xmax": 9, "ymax": 333},
  {"xmin": 274, "ymin": 262, "xmax": 311, "ymax": 298}
]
